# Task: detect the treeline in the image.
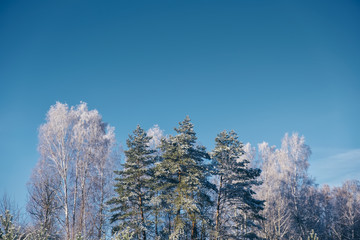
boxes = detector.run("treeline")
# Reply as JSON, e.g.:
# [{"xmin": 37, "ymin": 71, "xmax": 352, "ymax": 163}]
[{"xmin": 0, "ymin": 102, "xmax": 359, "ymax": 240}]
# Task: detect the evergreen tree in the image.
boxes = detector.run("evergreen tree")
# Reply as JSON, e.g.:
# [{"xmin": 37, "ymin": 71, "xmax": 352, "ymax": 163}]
[
  {"xmin": 109, "ymin": 125, "xmax": 155, "ymax": 240},
  {"xmin": 0, "ymin": 210, "xmax": 21, "ymax": 240},
  {"xmin": 212, "ymin": 130, "xmax": 264, "ymax": 239},
  {"xmin": 25, "ymin": 224, "xmax": 50, "ymax": 240},
  {"xmin": 147, "ymin": 125, "xmax": 166, "ymax": 239},
  {"xmin": 111, "ymin": 227, "xmax": 135, "ymax": 240},
  {"xmin": 307, "ymin": 229, "xmax": 318, "ymax": 240},
  {"xmin": 155, "ymin": 116, "xmax": 215, "ymax": 239}
]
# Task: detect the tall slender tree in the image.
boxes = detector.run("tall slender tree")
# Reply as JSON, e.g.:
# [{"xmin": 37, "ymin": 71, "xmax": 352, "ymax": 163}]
[
  {"xmin": 33, "ymin": 102, "xmax": 115, "ymax": 240},
  {"xmin": 331, "ymin": 180, "xmax": 360, "ymax": 240},
  {"xmin": 155, "ymin": 116, "xmax": 215, "ymax": 239},
  {"xmin": 212, "ymin": 130, "xmax": 264, "ymax": 239},
  {"xmin": 109, "ymin": 125, "xmax": 155, "ymax": 240},
  {"xmin": 27, "ymin": 158, "xmax": 60, "ymax": 238},
  {"xmin": 255, "ymin": 133, "xmax": 313, "ymax": 239},
  {"xmin": 147, "ymin": 125, "xmax": 166, "ymax": 239}
]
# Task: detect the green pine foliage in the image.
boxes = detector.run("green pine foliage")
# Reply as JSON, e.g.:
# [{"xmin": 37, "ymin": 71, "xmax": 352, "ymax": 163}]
[
  {"xmin": 19, "ymin": 102, "xmax": 360, "ymax": 239},
  {"xmin": 111, "ymin": 227, "xmax": 135, "ymax": 240},
  {"xmin": 0, "ymin": 210, "xmax": 21, "ymax": 240},
  {"xmin": 155, "ymin": 116, "xmax": 215, "ymax": 239},
  {"xmin": 212, "ymin": 130, "xmax": 264, "ymax": 239},
  {"xmin": 307, "ymin": 229, "xmax": 318, "ymax": 240},
  {"xmin": 108, "ymin": 118, "xmax": 262, "ymax": 239},
  {"xmin": 24, "ymin": 224, "xmax": 50, "ymax": 240},
  {"xmin": 108, "ymin": 125, "xmax": 155, "ymax": 240}
]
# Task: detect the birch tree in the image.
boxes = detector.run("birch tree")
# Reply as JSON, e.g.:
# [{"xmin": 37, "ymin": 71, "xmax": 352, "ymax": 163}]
[
  {"xmin": 255, "ymin": 133, "xmax": 313, "ymax": 240},
  {"xmin": 33, "ymin": 102, "xmax": 115, "ymax": 240},
  {"xmin": 27, "ymin": 158, "xmax": 60, "ymax": 238},
  {"xmin": 147, "ymin": 125, "xmax": 165, "ymax": 150},
  {"xmin": 37, "ymin": 102, "xmax": 75, "ymax": 239},
  {"xmin": 331, "ymin": 180, "xmax": 360, "ymax": 240}
]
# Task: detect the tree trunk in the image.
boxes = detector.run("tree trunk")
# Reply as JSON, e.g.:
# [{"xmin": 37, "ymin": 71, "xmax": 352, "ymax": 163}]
[
  {"xmin": 155, "ymin": 211, "xmax": 158, "ymax": 238},
  {"xmin": 177, "ymin": 170, "xmax": 182, "ymax": 224},
  {"xmin": 215, "ymin": 176, "xmax": 223, "ymax": 238},
  {"xmin": 139, "ymin": 195, "xmax": 146, "ymax": 240},
  {"xmin": 63, "ymin": 177, "xmax": 70, "ymax": 240},
  {"xmin": 168, "ymin": 213, "xmax": 172, "ymax": 235},
  {"xmin": 79, "ymin": 165, "xmax": 88, "ymax": 238},
  {"xmin": 72, "ymin": 168, "xmax": 78, "ymax": 240},
  {"xmin": 80, "ymin": 180, "xmax": 86, "ymax": 237},
  {"xmin": 191, "ymin": 217, "xmax": 197, "ymax": 240},
  {"xmin": 97, "ymin": 170, "xmax": 105, "ymax": 239}
]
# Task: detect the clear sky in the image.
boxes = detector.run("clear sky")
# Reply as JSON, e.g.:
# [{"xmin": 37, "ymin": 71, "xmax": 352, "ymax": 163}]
[{"xmin": 1, "ymin": 0, "xmax": 359, "ymax": 210}]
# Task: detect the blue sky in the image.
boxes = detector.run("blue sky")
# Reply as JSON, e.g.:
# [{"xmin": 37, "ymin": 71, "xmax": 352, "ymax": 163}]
[{"xmin": 0, "ymin": 0, "xmax": 359, "ymax": 210}]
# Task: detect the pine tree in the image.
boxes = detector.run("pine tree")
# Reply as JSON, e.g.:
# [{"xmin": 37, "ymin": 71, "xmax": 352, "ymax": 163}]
[
  {"xmin": 307, "ymin": 229, "xmax": 318, "ymax": 240},
  {"xmin": 147, "ymin": 125, "xmax": 166, "ymax": 239},
  {"xmin": 109, "ymin": 125, "xmax": 155, "ymax": 240},
  {"xmin": 111, "ymin": 227, "xmax": 135, "ymax": 240},
  {"xmin": 155, "ymin": 116, "xmax": 215, "ymax": 239},
  {"xmin": 25, "ymin": 224, "xmax": 50, "ymax": 240},
  {"xmin": 0, "ymin": 210, "xmax": 21, "ymax": 240},
  {"xmin": 212, "ymin": 130, "xmax": 264, "ymax": 239}
]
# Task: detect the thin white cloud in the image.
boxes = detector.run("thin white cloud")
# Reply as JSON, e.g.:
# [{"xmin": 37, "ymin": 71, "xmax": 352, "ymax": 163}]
[{"xmin": 309, "ymin": 149, "xmax": 360, "ymax": 186}]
